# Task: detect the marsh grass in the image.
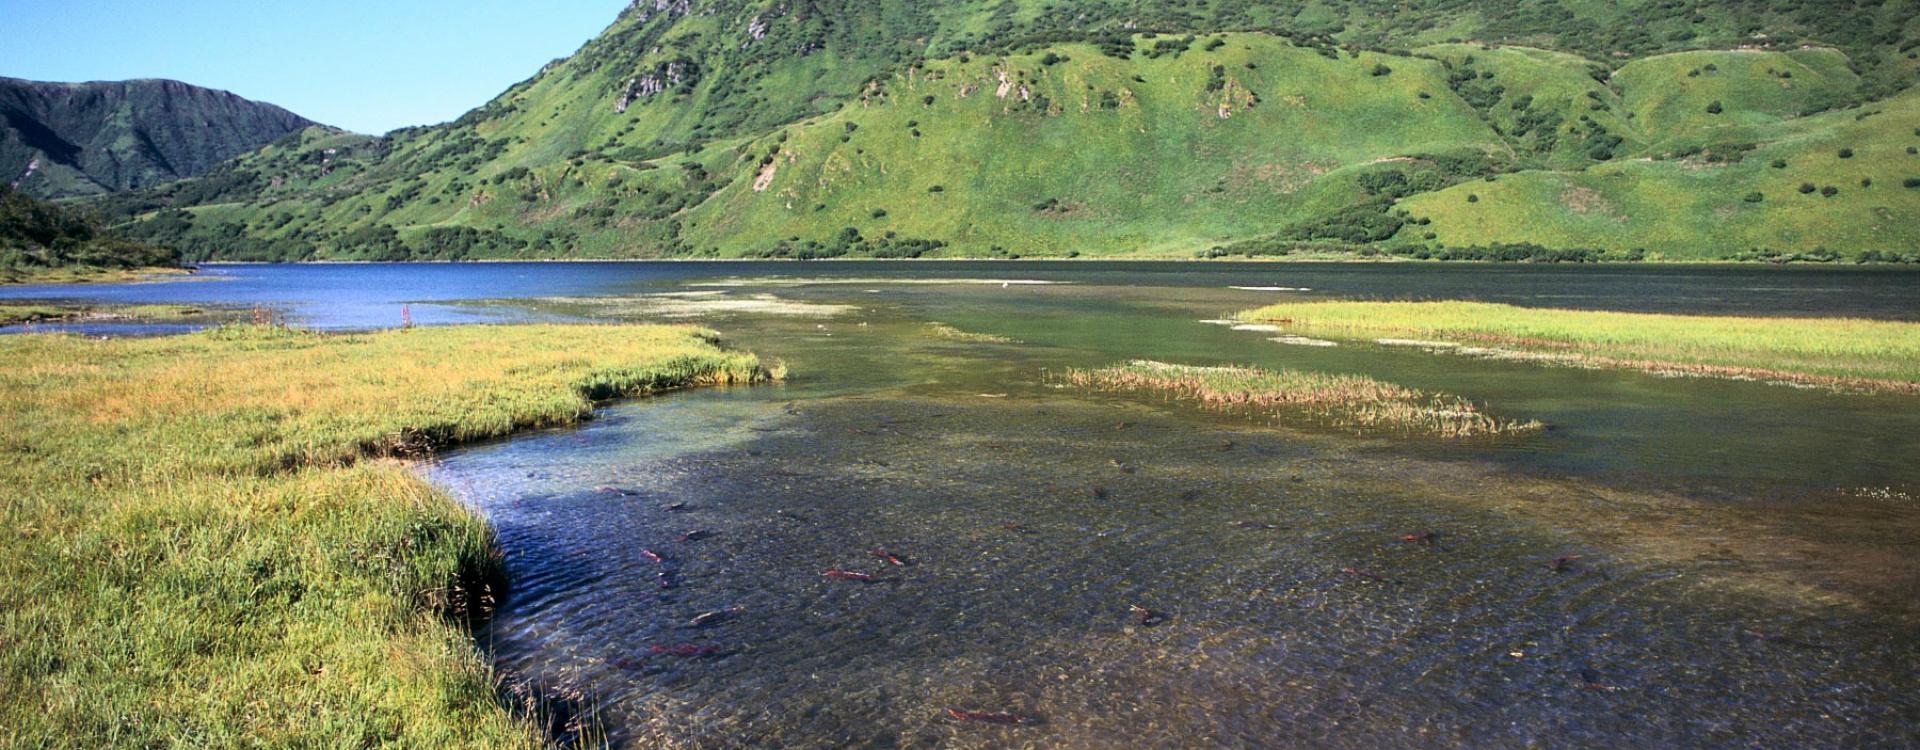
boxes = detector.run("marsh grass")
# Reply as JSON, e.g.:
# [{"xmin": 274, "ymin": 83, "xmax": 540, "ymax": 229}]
[
  {"xmin": 0, "ymin": 303, "xmax": 210, "ymax": 326},
  {"xmin": 0, "ymin": 266, "xmax": 191, "ymax": 286},
  {"xmin": 1062, "ymin": 360, "xmax": 1541, "ymax": 438},
  {"xmin": 0, "ymin": 323, "xmax": 776, "ymax": 749},
  {"xmin": 1238, "ymin": 301, "xmax": 1920, "ymax": 393},
  {"xmin": 926, "ymin": 322, "xmax": 1020, "ymax": 344}
]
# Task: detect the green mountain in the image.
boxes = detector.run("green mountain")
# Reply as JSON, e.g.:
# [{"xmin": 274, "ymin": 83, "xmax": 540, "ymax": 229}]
[
  {"xmin": 2, "ymin": 77, "xmax": 316, "ymax": 199},
  {"xmin": 0, "ymin": 183, "xmax": 177, "ymax": 281},
  {"xmin": 100, "ymin": 1, "xmax": 1920, "ymax": 262}
]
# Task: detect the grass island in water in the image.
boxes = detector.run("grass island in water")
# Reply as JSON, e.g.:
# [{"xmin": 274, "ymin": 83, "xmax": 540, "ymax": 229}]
[
  {"xmin": 1062, "ymin": 359, "xmax": 1542, "ymax": 438},
  {"xmin": 0, "ymin": 323, "xmax": 777, "ymax": 748},
  {"xmin": 1238, "ymin": 301, "xmax": 1920, "ymax": 393}
]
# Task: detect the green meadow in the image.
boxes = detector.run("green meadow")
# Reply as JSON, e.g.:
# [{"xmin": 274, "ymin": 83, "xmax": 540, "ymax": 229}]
[
  {"xmin": 0, "ymin": 324, "xmax": 775, "ymax": 748},
  {"xmin": 1238, "ymin": 301, "xmax": 1920, "ymax": 391}
]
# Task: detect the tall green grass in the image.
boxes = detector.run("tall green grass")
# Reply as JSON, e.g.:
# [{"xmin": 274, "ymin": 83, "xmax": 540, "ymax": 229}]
[
  {"xmin": 1239, "ymin": 301, "xmax": 1920, "ymax": 391},
  {"xmin": 1062, "ymin": 359, "xmax": 1541, "ymax": 438},
  {"xmin": 0, "ymin": 323, "xmax": 776, "ymax": 749}
]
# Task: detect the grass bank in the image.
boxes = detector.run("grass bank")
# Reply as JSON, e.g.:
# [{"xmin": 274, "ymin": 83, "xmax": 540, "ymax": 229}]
[
  {"xmin": 0, "ymin": 303, "xmax": 211, "ymax": 326},
  {"xmin": 0, "ymin": 266, "xmax": 191, "ymax": 286},
  {"xmin": 1238, "ymin": 301, "xmax": 1920, "ymax": 393},
  {"xmin": 0, "ymin": 323, "xmax": 777, "ymax": 748},
  {"xmin": 1061, "ymin": 360, "xmax": 1541, "ymax": 438}
]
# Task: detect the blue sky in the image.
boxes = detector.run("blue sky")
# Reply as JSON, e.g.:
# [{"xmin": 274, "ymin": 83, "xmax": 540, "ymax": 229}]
[{"xmin": 0, "ymin": 0, "xmax": 630, "ymax": 134}]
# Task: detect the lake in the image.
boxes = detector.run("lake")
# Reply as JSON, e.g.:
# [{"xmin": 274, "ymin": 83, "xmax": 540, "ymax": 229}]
[{"xmin": 8, "ymin": 261, "xmax": 1919, "ymax": 748}]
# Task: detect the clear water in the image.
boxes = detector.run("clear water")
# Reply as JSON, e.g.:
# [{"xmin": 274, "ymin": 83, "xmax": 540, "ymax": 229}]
[{"xmin": 9, "ymin": 262, "xmax": 1920, "ymax": 748}]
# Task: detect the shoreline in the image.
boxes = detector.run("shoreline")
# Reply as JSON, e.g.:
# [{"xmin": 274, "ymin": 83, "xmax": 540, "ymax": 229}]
[{"xmin": 0, "ymin": 323, "xmax": 779, "ymax": 746}]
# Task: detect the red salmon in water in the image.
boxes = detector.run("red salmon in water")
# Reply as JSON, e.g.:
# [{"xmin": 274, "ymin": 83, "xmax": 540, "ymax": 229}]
[
  {"xmin": 823, "ymin": 569, "xmax": 874, "ymax": 581},
  {"xmin": 870, "ymin": 549, "xmax": 906, "ymax": 566},
  {"xmin": 649, "ymin": 644, "xmax": 725, "ymax": 656},
  {"xmin": 1549, "ymin": 555, "xmax": 1583, "ymax": 573},
  {"xmin": 640, "ymin": 549, "xmax": 664, "ymax": 564},
  {"xmin": 946, "ymin": 708, "xmax": 1029, "ymax": 725}
]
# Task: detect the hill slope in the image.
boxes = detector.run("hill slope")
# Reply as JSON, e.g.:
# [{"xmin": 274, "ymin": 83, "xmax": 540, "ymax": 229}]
[
  {"xmin": 99, "ymin": 0, "xmax": 1920, "ymax": 262},
  {"xmin": 2, "ymin": 77, "xmax": 317, "ymax": 198},
  {"xmin": 0, "ymin": 183, "xmax": 177, "ymax": 281}
]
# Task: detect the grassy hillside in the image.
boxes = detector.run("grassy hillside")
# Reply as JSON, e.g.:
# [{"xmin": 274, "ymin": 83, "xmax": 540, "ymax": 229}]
[
  {"xmin": 1400, "ymin": 86, "xmax": 1920, "ymax": 259},
  {"xmin": 93, "ymin": 1, "xmax": 1920, "ymax": 262}
]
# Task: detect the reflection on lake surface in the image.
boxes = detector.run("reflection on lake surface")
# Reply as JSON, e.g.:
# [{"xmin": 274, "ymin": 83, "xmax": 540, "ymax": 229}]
[{"xmin": 10, "ymin": 262, "xmax": 1920, "ymax": 747}]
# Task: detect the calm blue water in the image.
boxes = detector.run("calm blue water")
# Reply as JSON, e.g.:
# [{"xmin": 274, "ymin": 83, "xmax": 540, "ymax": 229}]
[{"xmin": 4, "ymin": 261, "xmax": 1918, "ymax": 328}]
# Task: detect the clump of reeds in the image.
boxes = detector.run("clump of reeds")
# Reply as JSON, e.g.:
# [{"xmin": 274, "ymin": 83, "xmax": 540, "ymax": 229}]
[
  {"xmin": 928, "ymin": 322, "xmax": 1020, "ymax": 344},
  {"xmin": 1061, "ymin": 360, "xmax": 1542, "ymax": 438}
]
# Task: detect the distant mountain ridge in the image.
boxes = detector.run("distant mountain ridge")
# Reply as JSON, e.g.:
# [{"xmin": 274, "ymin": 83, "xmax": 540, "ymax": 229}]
[{"xmin": 1, "ymin": 77, "xmax": 317, "ymax": 198}]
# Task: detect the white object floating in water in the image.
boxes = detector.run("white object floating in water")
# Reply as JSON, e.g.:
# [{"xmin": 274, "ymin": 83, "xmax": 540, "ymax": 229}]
[
  {"xmin": 978, "ymin": 393, "xmax": 1010, "ymax": 398},
  {"xmin": 1270, "ymin": 336, "xmax": 1338, "ymax": 348},
  {"xmin": 1230, "ymin": 324, "xmax": 1281, "ymax": 332},
  {"xmin": 1376, "ymin": 338, "xmax": 1461, "ymax": 349},
  {"xmin": 1198, "ymin": 319, "xmax": 1238, "ymax": 326},
  {"xmin": 1229, "ymin": 286, "xmax": 1312, "ymax": 291}
]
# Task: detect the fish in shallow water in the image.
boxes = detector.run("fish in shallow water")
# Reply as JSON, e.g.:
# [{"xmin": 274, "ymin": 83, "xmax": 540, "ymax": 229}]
[
  {"xmin": 823, "ymin": 569, "xmax": 875, "ymax": 582},
  {"xmin": 1549, "ymin": 555, "xmax": 1583, "ymax": 573},
  {"xmin": 1578, "ymin": 667, "xmax": 1622, "ymax": 692},
  {"xmin": 946, "ymin": 709, "xmax": 1030, "ymax": 725},
  {"xmin": 640, "ymin": 549, "xmax": 664, "ymax": 564},
  {"xmin": 1740, "ymin": 628, "xmax": 1828, "ymax": 650},
  {"xmin": 1230, "ymin": 521, "xmax": 1280, "ymax": 530},
  {"xmin": 870, "ymin": 549, "xmax": 907, "ymax": 566},
  {"xmin": 1401, "ymin": 532, "xmax": 1439, "ymax": 545},
  {"xmin": 680, "ymin": 529, "xmax": 713, "ymax": 542},
  {"xmin": 687, "ymin": 606, "xmax": 745, "ymax": 628},
  {"xmin": 648, "ymin": 644, "xmax": 728, "ymax": 657},
  {"xmin": 1342, "ymin": 567, "xmax": 1390, "ymax": 583},
  {"xmin": 1129, "ymin": 604, "xmax": 1166, "ymax": 627}
]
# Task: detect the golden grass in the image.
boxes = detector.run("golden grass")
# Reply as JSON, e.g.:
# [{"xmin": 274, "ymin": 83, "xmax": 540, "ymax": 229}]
[
  {"xmin": 1239, "ymin": 301, "xmax": 1920, "ymax": 393},
  {"xmin": 0, "ymin": 266, "xmax": 191, "ymax": 286},
  {"xmin": 1062, "ymin": 360, "xmax": 1541, "ymax": 438},
  {"xmin": 926, "ymin": 322, "xmax": 1020, "ymax": 344},
  {"xmin": 0, "ymin": 323, "xmax": 777, "ymax": 749}
]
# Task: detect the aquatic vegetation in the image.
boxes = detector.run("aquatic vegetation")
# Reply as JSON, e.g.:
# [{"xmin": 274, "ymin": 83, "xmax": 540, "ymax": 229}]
[
  {"xmin": 0, "ymin": 323, "xmax": 775, "ymax": 747},
  {"xmin": 927, "ymin": 322, "xmax": 1020, "ymax": 344},
  {"xmin": 1061, "ymin": 360, "xmax": 1542, "ymax": 438},
  {"xmin": 1237, "ymin": 301, "xmax": 1920, "ymax": 392}
]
